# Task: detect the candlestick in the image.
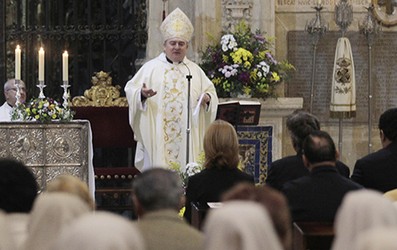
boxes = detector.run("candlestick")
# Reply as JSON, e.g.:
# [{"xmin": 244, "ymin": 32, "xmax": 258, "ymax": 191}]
[
  {"xmin": 61, "ymin": 81, "xmax": 71, "ymax": 109},
  {"xmin": 62, "ymin": 51, "xmax": 68, "ymax": 81},
  {"xmin": 15, "ymin": 45, "xmax": 21, "ymax": 80},
  {"xmin": 39, "ymin": 47, "xmax": 45, "ymax": 81},
  {"xmin": 37, "ymin": 81, "xmax": 46, "ymax": 99}
]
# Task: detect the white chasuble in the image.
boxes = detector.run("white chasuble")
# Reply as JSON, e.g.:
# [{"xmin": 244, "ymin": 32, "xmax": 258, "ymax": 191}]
[
  {"xmin": 330, "ymin": 37, "xmax": 356, "ymax": 118},
  {"xmin": 125, "ymin": 53, "xmax": 219, "ymax": 171}
]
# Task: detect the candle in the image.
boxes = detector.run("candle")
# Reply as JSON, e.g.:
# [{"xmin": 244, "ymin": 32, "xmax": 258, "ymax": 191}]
[
  {"xmin": 62, "ymin": 51, "xmax": 68, "ymax": 82},
  {"xmin": 317, "ymin": 0, "xmax": 322, "ymax": 5},
  {"xmin": 15, "ymin": 45, "xmax": 21, "ymax": 80},
  {"xmin": 38, "ymin": 47, "xmax": 45, "ymax": 81}
]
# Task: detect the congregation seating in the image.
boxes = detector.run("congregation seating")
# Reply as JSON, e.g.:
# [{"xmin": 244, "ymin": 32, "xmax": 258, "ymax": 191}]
[
  {"xmin": 71, "ymin": 71, "xmax": 139, "ymax": 217},
  {"xmin": 292, "ymin": 221, "xmax": 334, "ymax": 250},
  {"xmin": 190, "ymin": 202, "xmax": 210, "ymax": 230}
]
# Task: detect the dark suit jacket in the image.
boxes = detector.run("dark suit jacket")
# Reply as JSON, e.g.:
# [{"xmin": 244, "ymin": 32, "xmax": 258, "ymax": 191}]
[
  {"xmin": 266, "ymin": 153, "xmax": 350, "ymax": 191},
  {"xmin": 184, "ymin": 167, "xmax": 254, "ymax": 223},
  {"xmin": 282, "ymin": 165, "xmax": 362, "ymax": 222},
  {"xmin": 351, "ymin": 142, "xmax": 397, "ymax": 192}
]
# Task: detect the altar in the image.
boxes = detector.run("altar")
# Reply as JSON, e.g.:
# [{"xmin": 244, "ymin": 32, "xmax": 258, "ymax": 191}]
[{"xmin": 0, "ymin": 120, "xmax": 94, "ymax": 194}]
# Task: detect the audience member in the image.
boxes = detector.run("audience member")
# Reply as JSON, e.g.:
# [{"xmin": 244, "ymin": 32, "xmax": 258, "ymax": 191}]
[
  {"xmin": 184, "ymin": 120, "xmax": 254, "ymax": 223},
  {"xmin": 203, "ymin": 201, "xmax": 283, "ymax": 250},
  {"xmin": 51, "ymin": 211, "xmax": 144, "ymax": 250},
  {"xmin": 353, "ymin": 228, "xmax": 397, "ymax": 250},
  {"xmin": 282, "ymin": 130, "xmax": 362, "ymax": 222},
  {"xmin": 266, "ymin": 110, "xmax": 350, "ymax": 191},
  {"xmin": 222, "ymin": 183, "xmax": 292, "ymax": 250},
  {"xmin": 0, "ymin": 79, "xmax": 27, "ymax": 121},
  {"xmin": 351, "ymin": 108, "xmax": 397, "ymax": 192},
  {"xmin": 0, "ymin": 210, "xmax": 17, "ymax": 250},
  {"xmin": 46, "ymin": 174, "xmax": 95, "ymax": 210},
  {"xmin": 383, "ymin": 188, "xmax": 397, "ymax": 205},
  {"xmin": 0, "ymin": 158, "xmax": 38, "ymax": 249},
  {"xmin": 22, "ymin": 192, "xmax": 91, "ymax": 250},
  {"xmin": 331, "ymin": 189, "xmax": 397, "ymax": 250},
  {"xmin": 132, "ymin": 168, "xmax": 203, "ymax": 250}
]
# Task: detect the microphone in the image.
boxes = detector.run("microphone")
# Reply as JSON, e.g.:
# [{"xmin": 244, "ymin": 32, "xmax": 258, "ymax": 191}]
[{"xmin": 182, "ymin": 61, "xmax": 192, "ymax": 80}]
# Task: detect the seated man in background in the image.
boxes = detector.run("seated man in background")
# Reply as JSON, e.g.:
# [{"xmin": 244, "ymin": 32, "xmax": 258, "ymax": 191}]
[
  {"xmin": 282, "ymin": 130, "xmax": 362, "ymax": 222},
  {"xmin": 0, "ymin": 158, "xmax": 38, "ymax": 249},
  {"xmin": 132, "ymin": 168, "xmax": 203, "ymax": 250},
  {"xmin": 0, "ymin": 79, "xmax": 27, "ymax": 121},
  {"xmin": 266, "ymin": 110, "xmax": 350, "ymax": 191},
  {"xmin": 351, "ymin": 108, "xmax": 397, "ymax": 192}
]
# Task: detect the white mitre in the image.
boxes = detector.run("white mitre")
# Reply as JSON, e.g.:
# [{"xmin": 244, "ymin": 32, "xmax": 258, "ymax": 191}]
[{"xmin": 160, "ymin": 7, "xmax": 194, "ymax": 42}]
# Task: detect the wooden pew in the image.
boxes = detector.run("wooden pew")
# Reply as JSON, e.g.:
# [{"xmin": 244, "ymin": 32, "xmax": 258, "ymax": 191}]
[{"xmin": 293, "ymin": 221, "xmax": 334, "ymax": 250}]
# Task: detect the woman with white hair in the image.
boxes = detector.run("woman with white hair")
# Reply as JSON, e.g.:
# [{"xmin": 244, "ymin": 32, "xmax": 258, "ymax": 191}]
[
  {"xmin": 50, "ymin": 212, "xmax": 144, "ymax": 250},
  {"xmin": 21, "ymin": 193, "xmax": 91, "ymax": 250},
  {"xmin": 331, "ymin": 189, "xmax": 397, "ymax": 250},
  {"xmin": 203, "ymin": 201, "xmax": 283, "ymax": 250}
]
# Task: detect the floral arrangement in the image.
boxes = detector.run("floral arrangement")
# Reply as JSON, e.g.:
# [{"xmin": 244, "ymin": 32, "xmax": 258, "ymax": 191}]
[
  {"xmin": 169, "ymin": 152, "xmax": 205, "ymax": 187},
  {"xmin": 200, "ymin": 21, "xmax": 295, "ymax": 98},
  {"xmin": 11, "ymin": 97, "xmax": 74, "ymax": 122}
]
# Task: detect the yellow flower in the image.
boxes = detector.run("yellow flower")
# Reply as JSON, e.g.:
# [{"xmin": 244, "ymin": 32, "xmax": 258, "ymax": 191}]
[
  {"xmin": 212, "ymin": 77, "xmax": 221, "ymax": 86},
  {"xmin": 178, "ymin": 206, "xmax": 186, "ymax": 218},
  {"xmin": 231, "ymin": 48, "xmax": 253, "ymax": 65},
  {"xmin": 258, "ymin": 51, "xmax": 267, "ymax": 60},
  {"xmin": 271, "ymin": 72, "xmax": 280, "ymax": 82},
  {"xmin": 242, "ymin": 86, "xmax": 251, "ymax": 95}
]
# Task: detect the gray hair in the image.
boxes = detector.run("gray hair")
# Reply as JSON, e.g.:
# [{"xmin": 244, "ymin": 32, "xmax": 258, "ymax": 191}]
[
  {"xmin": 4, "ymin": 79, "xmax": 25, "ymax": 91},
  {"xmin": 4, "ymin": 79, "xmax": 15, "ymax": 91},
  {"xmin": 132, "ymin": 168, "xmax": 183, "ymax": 212}
]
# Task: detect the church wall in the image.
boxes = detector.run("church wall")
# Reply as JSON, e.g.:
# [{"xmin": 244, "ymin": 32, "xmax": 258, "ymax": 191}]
[{"xmin": 276, "ymin": 0, "xmax": 397, "ymax": 169}]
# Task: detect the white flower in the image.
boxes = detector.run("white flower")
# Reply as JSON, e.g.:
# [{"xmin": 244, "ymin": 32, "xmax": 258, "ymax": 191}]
[
  {"xmin": 220, "ymin": 34, "xmax": 237, "ymax": 52},
  {"xmin": 184, "ymin": 162, "xmax": 202, "ymax": 177},
  {"xmin": 257, "ymin": 61, "xmax": 270, "ymax": 76}
]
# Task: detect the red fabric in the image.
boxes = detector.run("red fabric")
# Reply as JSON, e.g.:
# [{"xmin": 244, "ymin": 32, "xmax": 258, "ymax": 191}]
[{"xmin": 72, "ymin": 107, "xmax": 135, "ymax": 148}]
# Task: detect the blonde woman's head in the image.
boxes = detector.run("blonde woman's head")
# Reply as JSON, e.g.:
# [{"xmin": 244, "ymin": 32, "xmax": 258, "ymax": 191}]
[
  {"xmin": 203, "ymin": 120, "xmax": 240, "ymax": 169},
  {"xmin": 46, "ymin": 174, "xmax": 95, "ymax": 210}
]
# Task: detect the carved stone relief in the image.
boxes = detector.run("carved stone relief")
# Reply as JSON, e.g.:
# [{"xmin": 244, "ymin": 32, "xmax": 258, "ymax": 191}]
[{"xmin": 222, "ymin": 0, "xmax": 253, "ymax": 32}]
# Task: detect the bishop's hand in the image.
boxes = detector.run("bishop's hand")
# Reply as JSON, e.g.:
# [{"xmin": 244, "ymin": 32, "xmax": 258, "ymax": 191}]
[{"xmin": 141, "ymin": 83, "xmax": 157, "ymax": 99}]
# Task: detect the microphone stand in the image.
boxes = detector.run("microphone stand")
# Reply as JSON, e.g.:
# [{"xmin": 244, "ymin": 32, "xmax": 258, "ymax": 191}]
[{"xmin": 183, "ymin": 62, "xmax": 192, "ymax": 165}]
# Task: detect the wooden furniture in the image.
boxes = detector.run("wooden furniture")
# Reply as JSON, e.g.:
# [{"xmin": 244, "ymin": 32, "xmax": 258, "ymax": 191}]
[
  {"xmin": 191, "ymin": 202, "xmax": 210, "ymax": 230},
  {"xmin": 293, "ymin": 222, "xmax": 334, "ymax": 250},
  {"xmin": 71, "ymin": 71, "xmax": 139, "ymax": 217},
  {"xmin": 0, "ymin": 121, "xmax": 93, "ymax": 192}
]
